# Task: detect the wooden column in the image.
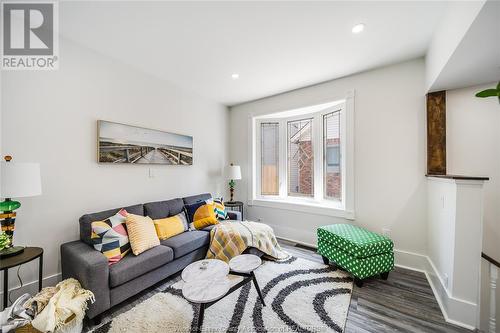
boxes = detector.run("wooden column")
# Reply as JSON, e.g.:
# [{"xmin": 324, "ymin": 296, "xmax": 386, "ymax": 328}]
[{"xmin": 426, "ymin": 90, "xmax": 446, "ymax": 175}]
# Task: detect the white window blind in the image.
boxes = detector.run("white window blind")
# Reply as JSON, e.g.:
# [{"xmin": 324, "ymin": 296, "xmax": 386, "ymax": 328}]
[{"xmin": 260, "ymin": 122, "xmax": 279, "ymax": 195}]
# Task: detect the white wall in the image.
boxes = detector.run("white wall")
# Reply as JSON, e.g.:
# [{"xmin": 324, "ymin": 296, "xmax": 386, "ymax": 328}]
[
  {"xmin": 0, "ymin": 38, "xmax": 229, "ymax": 305},
  {"xmin": 230, "ymin": 59, "xmax": 428, "ymax": 255},
  {"xmin": 446, "ymin": 82, "xmax": 500, "ymax": 330},
  {"xmin": 425, "ymin": 1, "xmax": 485, "ymax": 91}
]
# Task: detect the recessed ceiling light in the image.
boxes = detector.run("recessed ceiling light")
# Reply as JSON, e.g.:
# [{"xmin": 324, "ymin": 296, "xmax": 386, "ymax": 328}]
[
  {"xmin": 352, "ymin": 23, "xmax": 365, "ymax": 34},
  {"xmin": 231, "ymin": 73, "xmax": 240, "ymax": 79}
]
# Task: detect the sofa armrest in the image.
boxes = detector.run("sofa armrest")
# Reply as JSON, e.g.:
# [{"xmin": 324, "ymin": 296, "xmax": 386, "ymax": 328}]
[
  {"xmin": 61, "ymin": 241, "xmax": 110, "ymax": 319},
  {"xmin": 226, "ymin": 210, "xmax": 242, "ymax": 221}
]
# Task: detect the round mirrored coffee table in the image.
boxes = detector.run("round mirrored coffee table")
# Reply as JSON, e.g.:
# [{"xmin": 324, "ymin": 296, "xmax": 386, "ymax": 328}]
[
  {"xmin": 181, "ymin": 258, "xmax": 229, "ymax": 283},
  {"xmin": 229, "ymin": 254, "xmax": 262, "ymax": 273},
  {"xmin": 181, "ymin": 255, "xmax": 265, "ymax": 332},
  {"xmin": 182, "ymin": 277, "xmax": 231, "ymax": 303}
]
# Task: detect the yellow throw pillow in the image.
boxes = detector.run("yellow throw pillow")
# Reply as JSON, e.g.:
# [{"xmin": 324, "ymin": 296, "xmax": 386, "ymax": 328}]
[
  {"xmin": 192, "ymin": 203, "xmax": 219, "ymax": 230},
  {"xmin": 125, "ymin": 214, "xmax": 160, "ymax": 255},
  {"xmin": 154, "ymin": 212, "xmax": 188, "ymax": 240}
]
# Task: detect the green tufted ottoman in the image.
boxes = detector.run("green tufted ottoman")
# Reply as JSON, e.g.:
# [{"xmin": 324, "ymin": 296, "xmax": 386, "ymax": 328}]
[{"xmin": 317, "ymin": 224, "xmax": 394, "ymax": 287}]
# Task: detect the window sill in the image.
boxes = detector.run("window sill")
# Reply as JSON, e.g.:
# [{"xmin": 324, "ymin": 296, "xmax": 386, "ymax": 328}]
[{"xmin": 248, "ymin": 197, "xmax": 355, "ymax": 220}]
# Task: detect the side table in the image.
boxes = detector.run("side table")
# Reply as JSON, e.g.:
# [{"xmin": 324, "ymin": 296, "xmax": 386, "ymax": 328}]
[
  {"xmin": 0, "ymin": 247, "xmax": 43, "ymax": 310},
  {"xmin": 225, "ymin": 201, "xmax": 244, "ymax": 220}
]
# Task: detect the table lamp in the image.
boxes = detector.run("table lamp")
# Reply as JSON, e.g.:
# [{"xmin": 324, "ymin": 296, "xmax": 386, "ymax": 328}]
[
  {"xmin": 226, "ymin": 164, "xmax": 241, "ymax": 202},
  {"xmin": 0, "ymin": 155, "xmax": 42, "ymax": 258}
]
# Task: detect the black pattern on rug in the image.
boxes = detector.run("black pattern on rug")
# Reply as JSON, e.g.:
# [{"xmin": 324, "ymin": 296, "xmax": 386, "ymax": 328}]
[
  {"xmin": 271, "ymin": 277, "xmax": 352, "ymax": 333},
  {"xmin": 313, "ymin": 288, "xmax": 352, "ymax": 332},
  {"xmin": 227, "ymin": 282, "xmax": 252, "ymax": 332},
  {"xmin": 92, "ymin": 255, "xmax": 353, "ymax": 333},
  {"xmin": 252, "ymin": 265, "xmax": 349, "ymax": 333},
  {"xmin": 265, "ymin": 255, "xmax": 298, "ymax": 265}
]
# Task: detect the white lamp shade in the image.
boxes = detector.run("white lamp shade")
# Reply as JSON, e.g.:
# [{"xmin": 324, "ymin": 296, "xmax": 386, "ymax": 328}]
[
  {"xmin": 226, "ymin": 165, "xmax": 242, "ymax": 180},
  {"xmin": 1, "ymin": 162, "xmax": 42, "ymax": 198}
]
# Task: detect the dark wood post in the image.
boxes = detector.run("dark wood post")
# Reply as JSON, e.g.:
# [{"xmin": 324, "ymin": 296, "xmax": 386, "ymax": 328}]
[{"xmin": 426, "ymin": 91, "xmax": 447, "ymax": 175}]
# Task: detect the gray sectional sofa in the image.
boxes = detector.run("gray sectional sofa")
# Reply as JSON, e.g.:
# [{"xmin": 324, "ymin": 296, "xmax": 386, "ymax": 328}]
[{"xmin": 60, "ymin": 193, "xmax": 241, "ymax": 322}]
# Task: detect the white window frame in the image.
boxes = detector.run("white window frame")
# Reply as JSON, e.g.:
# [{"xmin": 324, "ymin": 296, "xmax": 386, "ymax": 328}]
[{"xmin": 248, "ymin": 90, "xmax": 355, "ymax": 219}]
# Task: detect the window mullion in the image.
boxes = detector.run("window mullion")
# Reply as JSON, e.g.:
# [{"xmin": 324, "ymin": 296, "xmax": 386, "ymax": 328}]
[
  {"xmin": 255, "ymin": 120, "xmax": 262, "ymax": 198},
  {"xmin": 279, "ymin": 119, "xmax": 287, "ymax": 199},
  {"xmin": 313, "ymin": 113, "xmax": 323, "ymax": 201}
]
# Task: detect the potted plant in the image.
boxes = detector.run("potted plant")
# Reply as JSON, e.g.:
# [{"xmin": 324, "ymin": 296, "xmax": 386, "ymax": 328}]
[{"xmin": 475, "ymin": 81, "xmax": 500, "ymax": 103}]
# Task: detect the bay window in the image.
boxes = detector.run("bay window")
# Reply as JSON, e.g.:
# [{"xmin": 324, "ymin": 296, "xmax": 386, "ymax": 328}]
[{"xmin": 251, "ymin": 94, "xmax": 354, "ymax": 218}]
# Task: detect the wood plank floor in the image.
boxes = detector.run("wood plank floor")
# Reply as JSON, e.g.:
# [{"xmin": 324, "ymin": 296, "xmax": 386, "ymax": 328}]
[{"xmin": 279, "ymin": 239, "xmax": 474, "ymax": 333}]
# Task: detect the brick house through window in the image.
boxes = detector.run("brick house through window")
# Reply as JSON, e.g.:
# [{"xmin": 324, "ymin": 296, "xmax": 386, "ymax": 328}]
[{"xmin": 288, "ymin": 119, "xmax": 314, "ymax": 197}]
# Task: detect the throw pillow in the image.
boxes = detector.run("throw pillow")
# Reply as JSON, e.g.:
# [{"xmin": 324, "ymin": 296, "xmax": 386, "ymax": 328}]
[
  {"xmin": 126, "ymin": 214, "xmax": 160, "ymax": 255},
  {"xmin": 154, "ymin": 211, "xmax": 188, "ymax": 240},
  {"xmin": 184, "ymin": 201, "xmax": 219, "ymax": 230},
  {"xmin": 91, "ymin": 209, "xmax": 131, "ymax": 265},
  {"xmin": 213, "ymin": 197, "xmax": 228, "ymax": 220}
]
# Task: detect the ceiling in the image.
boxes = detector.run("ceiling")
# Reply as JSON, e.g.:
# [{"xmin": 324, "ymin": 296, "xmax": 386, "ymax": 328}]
[
  {"xmin": 60, "ymin": 1, "xmax": 448, "ymax": 106},
  {"xmin": 429, "ymin": 0, "xmax": 500, "ymax": 92}
]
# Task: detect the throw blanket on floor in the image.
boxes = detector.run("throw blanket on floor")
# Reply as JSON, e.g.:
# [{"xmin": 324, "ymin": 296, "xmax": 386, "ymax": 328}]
[
  {"xmin": 206, "ymin": 221, "xmax": 289, "ymax": 262},
  {"xmin": 30, "ymin": 278, "xmax": 94, "ymax": 333}
]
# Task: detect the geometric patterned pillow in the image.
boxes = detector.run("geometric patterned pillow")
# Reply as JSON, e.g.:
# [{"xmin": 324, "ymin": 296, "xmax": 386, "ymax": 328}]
[
  {"xmin": 91, "ymin": 208, "xmax": 131, "ymax": 265},
  {"xmin": 213, "ymin": 197, "xmax": 228, "ymax": 220}
]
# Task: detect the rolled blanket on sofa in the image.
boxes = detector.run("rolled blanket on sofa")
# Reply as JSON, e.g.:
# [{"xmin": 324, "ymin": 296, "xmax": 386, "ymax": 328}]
[{"xmin": 206, "ymin": 221, "xmax": 289, "ymax": 262}]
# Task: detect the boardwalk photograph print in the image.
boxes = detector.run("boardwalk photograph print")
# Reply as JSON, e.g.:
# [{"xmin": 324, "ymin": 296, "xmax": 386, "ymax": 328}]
[{"xmin": 98, "ymin": 120, "xmax": 193, "ymax": 165}]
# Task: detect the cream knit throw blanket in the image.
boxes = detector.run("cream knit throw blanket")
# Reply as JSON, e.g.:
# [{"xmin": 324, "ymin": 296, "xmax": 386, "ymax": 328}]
[{"xmin": 30, "ymin": 278, "xmax": 94, "ymax": 333}]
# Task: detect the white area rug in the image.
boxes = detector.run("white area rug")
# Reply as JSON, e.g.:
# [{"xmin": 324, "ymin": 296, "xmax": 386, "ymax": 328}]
[{"xmin": 94, "ymin": 257, "xmax": 353, "ymax": 333}]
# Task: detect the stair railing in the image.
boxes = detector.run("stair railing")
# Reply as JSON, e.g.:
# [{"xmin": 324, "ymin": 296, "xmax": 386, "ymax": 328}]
[{"xmin": 482, "ymin": 252, "xmax": 499, "ymax": 333}]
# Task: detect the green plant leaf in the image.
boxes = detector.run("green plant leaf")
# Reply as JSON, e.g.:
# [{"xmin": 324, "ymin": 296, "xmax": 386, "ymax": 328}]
[
  {"xmin": 475, "ymin": 89, "xmax": 498, "ymax": 98},
  {"xmin": 497, "ymin": 81, "xmax": 500, "ymax": 91}
]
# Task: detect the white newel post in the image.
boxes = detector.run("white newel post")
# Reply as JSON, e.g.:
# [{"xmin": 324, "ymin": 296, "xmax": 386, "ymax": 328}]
[
  {"xmin": 427, "ymin": 176, "xmax": 488, "ymax": 329},
  {"xmin": 489, "ymin": 263, "xmax": 498, "ymax": 333}
]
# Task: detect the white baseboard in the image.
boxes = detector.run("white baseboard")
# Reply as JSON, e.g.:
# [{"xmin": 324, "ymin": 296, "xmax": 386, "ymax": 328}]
[
  {"xmin": 393, "ymin": 249, "xmax": 477, "ymax": 330},
  {"xmin": 424, "ymin": 257, "xmax": 477, "ymax": 330},
  {"xmin": 276, "ymin": 235, "xmax": 317, "ymax": 249},
  {"xmin": 0, "ymin": 273, "xmax": 61, "ymax": 309},
  {"xmin": 274, "ymin": 231, "xmax": 477, "ymax": 331}
]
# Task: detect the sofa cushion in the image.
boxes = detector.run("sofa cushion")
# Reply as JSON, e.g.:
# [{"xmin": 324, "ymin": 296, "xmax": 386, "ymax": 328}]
[
  {"xmin": 144, "ymin": 198, "xmax": 184, "ymax": 220},
  {"xmin": 160, "ymin": 231, "xmax": 210, "ymax": 259},
  {"xmin": 226, "ymin": 210, "xmax": 242, "ymax": 221},
  {"xmin": 109, "ymin": 245, "xmax": 174, "ymax": 287},
  {"xmin": 202, "ymin": 224, "xmax": 217, "ymax": 232},
  {"xmin": 80, "ymin": 204, "xmax": 144, "ymax": 246},
  {"xmin": 182, "ymin": 193, "xmax": 211, "ymax": 205}
]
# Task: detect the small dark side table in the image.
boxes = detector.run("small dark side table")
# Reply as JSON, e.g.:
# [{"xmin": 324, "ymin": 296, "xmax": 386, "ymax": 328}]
[
  {"xmin": 1, "ymin": 247, "xmax": 43, "ymax": 310},
  {"xmin": 225, "ymin": 201, "xmax": 244, "ymax": 220}
]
